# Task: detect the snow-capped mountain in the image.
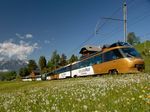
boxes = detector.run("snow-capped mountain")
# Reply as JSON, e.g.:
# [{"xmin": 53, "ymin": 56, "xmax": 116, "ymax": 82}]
[{"xmin": 0, "ymin": 59, "xmax": 28, "ymax": 71}]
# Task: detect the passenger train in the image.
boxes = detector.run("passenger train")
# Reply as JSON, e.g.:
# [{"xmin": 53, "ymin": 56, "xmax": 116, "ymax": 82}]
[{"xmin": 41, "ymin": 42, "xmax": 144, "ymax": 80}]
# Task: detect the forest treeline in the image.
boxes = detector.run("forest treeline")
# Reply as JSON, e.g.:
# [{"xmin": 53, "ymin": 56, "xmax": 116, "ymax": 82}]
[{"xmin": 19, "ymin": 52, "xmax": 79, "ymax": 77}]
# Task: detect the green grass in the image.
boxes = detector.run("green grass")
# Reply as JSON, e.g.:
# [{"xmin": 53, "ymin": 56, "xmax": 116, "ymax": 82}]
[
  {"xmin": 135, "ymin": 41, "xmax": 150, "ymax": 72},
  {"xmin": 0, "ymin": 73, "xmax": 149, "ymax": 112}
]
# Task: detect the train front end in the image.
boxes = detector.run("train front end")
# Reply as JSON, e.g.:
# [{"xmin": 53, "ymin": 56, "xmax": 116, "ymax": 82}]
[{"xmin": 120, "ymin": 47, "xmax": 145, "ymax": 73}]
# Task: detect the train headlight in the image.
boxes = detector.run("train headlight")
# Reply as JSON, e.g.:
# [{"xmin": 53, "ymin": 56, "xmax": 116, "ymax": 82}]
[{"xmin": 135, "ymin": 64, "xmax": 145, "ymax": 71}]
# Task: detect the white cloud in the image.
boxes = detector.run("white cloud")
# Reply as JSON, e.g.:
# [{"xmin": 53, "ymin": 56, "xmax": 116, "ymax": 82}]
[
  {"xmin": 16, "ymin": 33, "xmax": 33, "ymax": 39},
  {"xmin": 0, "ymin": 41, "xmax": 38, "ymax": 61},
  {"xmin": 44, "ymin": 40, "xmax": 50, "ymax": 44},
  {"xmin": 16, "ymin": 33, "xmax": 24, "ymax": 39},
  {"xmin": 25, "ymin": 34, "xmax": 33, "ymax": 39}
]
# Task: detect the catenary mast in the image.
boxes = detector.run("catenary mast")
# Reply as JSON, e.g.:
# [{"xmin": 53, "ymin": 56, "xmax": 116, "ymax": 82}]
[{"xmin": 123, "ymin": 0, "xmax": 127, "ymax": 42}]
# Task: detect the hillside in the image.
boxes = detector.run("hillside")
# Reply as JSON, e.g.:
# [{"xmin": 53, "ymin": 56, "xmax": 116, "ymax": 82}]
[
  {"xmin": 0, "ymin": 73, "xmax": 149, "ymax": 111},
  {"xmin": 135, "ymin": 41, "xmax": 150, "ymax": 53},
  {"xmin": 0, "ymin": 59, "xmax": 28, "ymax": 72},
  {"xmin": 135, "ymin": 41, "xmax": 150, "ymax": 72}
]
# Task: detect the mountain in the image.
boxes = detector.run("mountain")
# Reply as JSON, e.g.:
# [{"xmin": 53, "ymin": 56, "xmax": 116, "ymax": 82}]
[{"xmin": 0, "ymin": 59, "xmax": 28, "ymax": 71}]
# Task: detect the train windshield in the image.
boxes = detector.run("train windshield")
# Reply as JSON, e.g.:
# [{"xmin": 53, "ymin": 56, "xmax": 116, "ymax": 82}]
[{"xmin": 121, "ymin": 48, "xmax": 141, "ymax": 58}]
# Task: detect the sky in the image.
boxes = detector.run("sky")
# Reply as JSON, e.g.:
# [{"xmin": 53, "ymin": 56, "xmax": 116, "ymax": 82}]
[{"xmin": 0, "ymin": 0, "xmax": 150, "ymax": 62}]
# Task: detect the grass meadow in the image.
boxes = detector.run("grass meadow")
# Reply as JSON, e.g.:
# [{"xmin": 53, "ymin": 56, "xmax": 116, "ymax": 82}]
[{"xmin": 0, "ymin": 73, "xmax": 149, "ymax": 112}]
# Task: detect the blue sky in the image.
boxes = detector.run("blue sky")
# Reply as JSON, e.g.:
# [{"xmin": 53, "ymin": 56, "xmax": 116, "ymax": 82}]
[{"xmin": 0, "ymin": 0, "xmax": 150, "ymax": 62}]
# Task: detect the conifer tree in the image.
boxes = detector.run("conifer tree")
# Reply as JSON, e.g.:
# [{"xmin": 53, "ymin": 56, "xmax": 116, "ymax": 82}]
[
  {"xmin": 28, "ymin": 59, "xmax": 38, "ymax": 72},
  {"xmin": 69, "ymin": 54, "xmax": 78, "ymax": 63},
  {"xmin": 60, "ymin": 53, "xmax": 67, "ymax": 66},
  {"xmin": 38, "ymin": 56, "xmax": 47, "ymax": 71}
]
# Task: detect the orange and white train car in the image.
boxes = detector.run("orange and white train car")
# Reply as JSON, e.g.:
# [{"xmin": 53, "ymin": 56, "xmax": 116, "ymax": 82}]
[{"xmin": 43, "ymin": 42, "xmax": 144, "ymax": 80}]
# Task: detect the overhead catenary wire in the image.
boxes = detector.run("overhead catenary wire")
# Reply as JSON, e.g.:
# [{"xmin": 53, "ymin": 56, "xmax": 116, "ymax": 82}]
[
  {"xmin": 100, "ymin": 12, "xmax": 150, "ymax": 43},
  {"xmin": 99, "ymin": 12, "xmax": 150, "ymax": 42},
  {"xmin": 95, "ymin": 0, "xmax": 136, "ymax": 42},
  {"xmin": 95, "ymin": 7, "xmax": 121, "ymax": 35},
  {"xmin": 69, "ymin": 6, "xmax": 122, "ymax": 55},
  {"xmin": 93, "ymin": 0, "xmax": 150, "ymax": 44},
  {"xmin": 69, "ymin": 33, "xmax": 95, "ymax": 55},
  {"xmin": 69, "ymin": 0, "xmax": 148, "ymax": 55},
  {"xmin": 96, "ymin": 0, "xmax": 139, "ymax": 39}
]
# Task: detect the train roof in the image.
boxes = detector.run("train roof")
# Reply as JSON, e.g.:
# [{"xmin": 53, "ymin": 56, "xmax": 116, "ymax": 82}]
[
  {"xmin": 72, "ymin": 61, "xmax": 80, "ymax": 64},
  {"xmin": 79, "ymin": 45, "xmax": 101, "ymax": 54},
  {"xmin": 109, "ymin": 42, "xmax": 132, "ymax": 48},
  {"xmin": 80, "ymin": 42, "xmax": 132, "ymax": 54},
  {"xmin": 80, "ymin": 42, "xmax": 132, "ymax": 60}
]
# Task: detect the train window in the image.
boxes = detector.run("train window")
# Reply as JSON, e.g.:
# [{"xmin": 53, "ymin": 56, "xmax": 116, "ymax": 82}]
[
  {"xmin": 121, "ymin": 48, "xmax": 141, "ymax": 58},
  {"xmin": 88, "ymin": 58, "xmax": 94, "ymax": 66},
  {"xmin": 103, "ymin": 49, "xmax": 122, "ymax": 62},
  {"xmin": 113, "ymin": 49, "xmax": 123, "ymax": 59},
  {"xmin": 82, "ymin": 60, "xmax": 87, "ymax": 67},
  {"xmin": 57, "ymin": 67, "xmax": 68, "ymax": 73},
  {"xmin": 93, "ymin": 55, "xmax": 102, "ymax": 64},
  {"xmin": 79, "ymin": 60, "xmax": 89, "ymax": 68},
  {"xmin": 57, "ymin": 68, "xmax": 63, "ymax": 73},
  {"xmin": 66, "ymin": 66, "xmax": 70, "ymax": 71},
  {"xmin": 104, "ymin": 51, "xmax": 112, "ymax": 62},
  {"xmin": 60, "ymin": 69, "xmax": 63, "ymax": 73},
  {"xmin": 72, "ymin": 63, "xmax": 79, "ymax": 70},
  {"xmin": 86, "ymin": 58, "xmax": 92, "ymax": 66},
  {"xmin": 78, "ymin": 62, "xmax": 82, "ymax": 68},
  {"xmin": 78, "ymin": 54, "xmax": 102, "ymax": 68},
  {"xmin": 54, "ymin": 70, "xmax": 58, "ymax": 74},
  {"xmin": 104, "ymin": 49, "xmax": 123, "ymax": 62}
]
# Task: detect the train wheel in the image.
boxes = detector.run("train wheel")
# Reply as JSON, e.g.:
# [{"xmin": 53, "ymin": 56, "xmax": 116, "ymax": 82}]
[
  {"xmin": 113, "ymin": 69, "xmax": 118, "ymax": 75},
  {"xmin": 74, "ymin": 75, "xmax": 77, "ymax": 78},
  {"xmin": 109, "ymin": 69, "xmax": 118, "ymax": 75}
]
